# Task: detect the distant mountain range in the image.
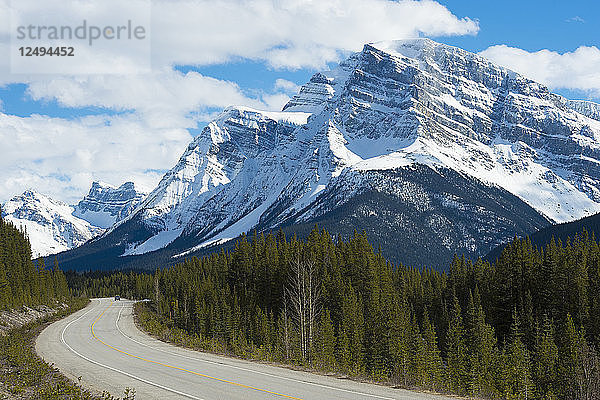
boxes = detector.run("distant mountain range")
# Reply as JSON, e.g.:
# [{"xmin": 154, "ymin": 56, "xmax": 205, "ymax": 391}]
[
  {"xmin": 1, "ymin": 182, "xmax": 146, "ymax": 257},
  {"xmin": 12, "ymin": 38, "xmax": 600, "ymax": 270},
  {"xmin": 73, "ymin": 181, "xmax": 147, "ymax": 229}
]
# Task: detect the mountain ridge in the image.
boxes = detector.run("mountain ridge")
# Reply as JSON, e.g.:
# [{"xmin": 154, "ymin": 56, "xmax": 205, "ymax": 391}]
[
  {"xmin": 74, "ymin": 181, "xmax": 147, "ymax": 229},
  {"xmin": 52, "ymin": 38, "xmax": 600, "ymax": 269},
  {"xmin": 1, "ymin": 182, "xmax": 146, "ymax": 257}
]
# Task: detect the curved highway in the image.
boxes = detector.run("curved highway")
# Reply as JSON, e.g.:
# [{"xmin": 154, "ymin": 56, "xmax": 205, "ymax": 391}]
[{"xmin": 36, "ymin": 298, "xmax": 453, "ymax": 400}]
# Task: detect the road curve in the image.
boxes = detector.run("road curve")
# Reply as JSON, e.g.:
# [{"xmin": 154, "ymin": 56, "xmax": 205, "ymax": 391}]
[{"xmin": 36, "ymin": 298, "xmax": 454, "ymax": 400}]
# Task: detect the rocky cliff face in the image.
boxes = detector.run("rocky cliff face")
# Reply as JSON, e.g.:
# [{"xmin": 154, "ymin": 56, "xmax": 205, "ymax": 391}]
[
  {"xmin": 563, "ymin": 99, "xmax": 600, "ymax": 122},
  {"xmin": 56, "ymin": 38, "xmax": 600, "ymax": 269},
  {"xmin": 73, "ymin": 181, "xmax": 146, "ymax": 229},
  {"xmin": 285, "ymin": 39, "xmax": 600, "ymax": 221},
  {"xmin": 1, "ymin": 191, "xmax": 103, "ymax": 257},
  {"xmin": 2, "ymin": 182, "xmax": 146, "ymax": 257}
]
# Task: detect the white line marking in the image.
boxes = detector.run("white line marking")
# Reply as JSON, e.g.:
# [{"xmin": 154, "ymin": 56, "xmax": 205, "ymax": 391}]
[
  {"xmin": 116, "ymin": 301, "xmax": 397, "ymax": 400},
  {"xmin": 61, "ymin": 299, "xmax": 203, "ymax": 400}
]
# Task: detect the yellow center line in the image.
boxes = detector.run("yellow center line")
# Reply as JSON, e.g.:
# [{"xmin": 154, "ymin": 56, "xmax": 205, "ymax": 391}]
[{"xmin": 91, "ymin": 301, "xmax": 303, "ymax": 400}]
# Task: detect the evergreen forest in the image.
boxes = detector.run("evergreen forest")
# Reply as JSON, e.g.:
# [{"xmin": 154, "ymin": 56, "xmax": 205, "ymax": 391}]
[
  {"xmin": 0, "ymin": 207, "xmax": 70, "ymax": 310},
  {"xmin": 69, "ymin": 227, "xmax": 600, "ymax": 399}
]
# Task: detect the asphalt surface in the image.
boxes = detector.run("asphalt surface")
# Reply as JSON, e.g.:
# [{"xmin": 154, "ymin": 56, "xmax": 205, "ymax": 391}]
[{"xmin": 36, "ymin": 298, "xmax": 454, "ymax": 400}]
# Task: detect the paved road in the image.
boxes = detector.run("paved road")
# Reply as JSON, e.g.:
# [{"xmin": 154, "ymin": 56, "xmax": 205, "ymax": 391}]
[{"xmin": 36, "ymin": 298, "xmax": 453, "ymax": 400}]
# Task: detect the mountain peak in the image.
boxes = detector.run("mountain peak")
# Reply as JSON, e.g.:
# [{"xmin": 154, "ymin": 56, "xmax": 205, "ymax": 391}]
[
  {"xmin": 368, "ymin": 37, "xmax": 438, "ymax": 55},
  {"xmin": 2, "ymin": 190, "xmax": 102, "ymax": 258},
  {"xmin": 91, "ymin": 181, "xmax": 115, "ymax": 189},
  {"xmin": 21, "ymin": 189, "xmax": 45, "ymax": 199},
  {"xmin": 1, "ymin": 180, "xmax": 148, "ymax": 257},
  {"xmin": 55, "ymin": 38, "xmax": 600, "ymax": 270},
  {"xmin": 74, "ymin": 180, "xmax": 147, "ymax": 229},
  {"xmin": 89, "ymin": 180, "xmax": 140, "ymax": 194},
  {"xmin": 8, "ymin": 190, "xmax": 68, "ymax": 210}
]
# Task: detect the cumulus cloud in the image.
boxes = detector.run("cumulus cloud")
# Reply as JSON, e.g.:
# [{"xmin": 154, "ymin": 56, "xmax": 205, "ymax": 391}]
[
  {"xmin": 1, "ymin": 0, "xmax": 479, "ymax": 77},
  {"xmin": 25, "ymin": 70, "xmax": 270, "ymax": 127},
  {"xmin": 0, "ymin": 0, "xmax": 480, "ymax": 203},
  {"xmin": 480, "ymin": 45, "xmax": 600, "ymax": 97},
  {"xmin": 0, "ymin": 112, "xmax": 193, "ymax": 203},
  {"xmin": 274, "ymin": 79, "xmax": 301, "ymax": 94},
  {"xmin": 151, "ymin": 0, "xmax": 478, "ymax": 69}
]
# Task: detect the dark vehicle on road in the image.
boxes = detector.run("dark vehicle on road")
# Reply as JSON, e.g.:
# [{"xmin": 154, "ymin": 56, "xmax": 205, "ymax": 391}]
[{"xmin": 114, "ymin": 295, "xmax": 120, "ymax": 301}]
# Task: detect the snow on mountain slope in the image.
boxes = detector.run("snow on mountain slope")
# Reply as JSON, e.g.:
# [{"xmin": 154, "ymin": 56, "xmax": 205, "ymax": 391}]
[
  {"xmin": 1, "ymin": 191, "xmax": 103, "ymax": 257},
  {"xmin": 2, "ymin": 182, "xmax": 147, "ymax": 257},
  {"xmin": 284, "ymin": 38, "xmax": 600, "ymax": 223},
  {"xmin": 61, "ymin": 38, "xmax": 600, "ymax": 266},
  {"xmin": 563, "ymin": 99, "xmax": 600, "ymax": 122},
  {"xmin": 73, "ymin": 181, "xmax": 146, "ymax": 229},
  {"xmin": 117, "ymin": 106, "xmax": 311, "ymax": 255}
]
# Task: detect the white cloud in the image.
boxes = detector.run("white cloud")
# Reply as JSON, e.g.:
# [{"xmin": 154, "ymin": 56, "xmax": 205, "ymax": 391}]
[
  {"xmin": 480, "ymin": 45, "xmax": 600, "ymax": 97},
  {"xmin": 25, "ymin": 70, "xmax": 268, "ymax": 126},
  {"xmin": 0, "ymin": 112, "xmax": 193, "ymax": 203},
  {"xmin": 0, "ymin": 0, "xmax": 480, "ymax": 203},
  {"xmin": 1, "ymin": 0, "xmax": 479, "ymax": 78},
  {"xmin": 261, "ymin": 92, "xmax": 292, "ymax": 111},
  {"xmin": 566, "ymin": 16, "xmax": 585, "ymax": 23},
  {"xmin": 150, "ymin": 0, "xmax": 478, "ymax": 69},
  {"xmin": 274, "ymin": 78, "xmax": 301, "ymax": 94}
]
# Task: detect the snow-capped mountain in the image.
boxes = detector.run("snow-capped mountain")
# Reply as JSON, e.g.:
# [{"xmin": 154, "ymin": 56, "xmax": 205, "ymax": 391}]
[
  {"xmin": 57, "ymin": 38, "xmax": 600, "ymax": 269},
  {"xmin": 2, "ymin": 182, "xmax": 146, "ymax": 257},
  {"xmin": 562, "ymin": 99, "xmax": 600, "ymax": 122},
  {"xmin": 1, "ymin": 191, "xmax": 103, "ymax": 258},
  {"xmin": 73, "ymin": 181, "xmax": 147, "ymax": 229}
]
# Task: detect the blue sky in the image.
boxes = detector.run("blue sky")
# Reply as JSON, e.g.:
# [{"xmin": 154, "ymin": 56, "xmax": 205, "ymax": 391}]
[
  {"xmin": 2, "ymin": 0, "xmax": 599, "ymax": 121},
  {"xmin": 440, "ymin": 0, "xmax": 600, "ymax": 101},
  {"xmin": 441, "ymin": 0, "xmax": 598, "ymax": 53},
  {"xmin": 1, "ymin": 0, "xmax": 599, "ymax": 203}
]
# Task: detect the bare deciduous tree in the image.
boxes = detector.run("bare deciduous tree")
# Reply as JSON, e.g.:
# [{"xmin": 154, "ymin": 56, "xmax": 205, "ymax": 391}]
[
  {"xmin": 286, "ymin": 256, "xmax": 321, "ymax": 363},
  {"xmin": 282, "ymin": 291, "xmax": 290, "ymax": 360},
  {"xmin": 578, "ymin": 341, "xmax": 600, "ymax": 400}
]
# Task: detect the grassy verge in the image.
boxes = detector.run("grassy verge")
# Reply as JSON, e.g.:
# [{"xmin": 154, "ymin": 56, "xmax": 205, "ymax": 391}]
[
  {"xmin": 135, "ymin": 302, "xmax": 314, "ymax": 362},
  {"xmin": 134, "ymin": 302, "xmax": 457, "ymax": 398},
  {"xmin": 0, "ymin": 298, "xmax": 134, "ymax": 400},
  {"xmin": 135, "ymin": 302, "xmax": 294, "ymax": 362},
  {"xmin": 134, "ymin": 302, "xmax": 209, "ymax": 353}
]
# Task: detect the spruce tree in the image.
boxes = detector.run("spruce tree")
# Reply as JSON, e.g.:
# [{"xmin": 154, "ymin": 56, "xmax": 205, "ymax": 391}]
[
  {"xmin": 316, "ymin": 309, "xmax": 336, "ymax": 370},
  {"xmin": 557, "ymin": 314, "xmax": 582, "ymax": 399},
  {"xmin": 505, "ymin": 308, "xmax": 533, "ymax": 400},
  {"xmin": 465, "ymin": 289, "xmax": 496, "ymax": 396},
  {"xmin": 532, "ymin": 315, "xmax": 558, "ymax": 399},
  {"xmin": 421, "ymin": 309, "xmax": 444, "ymax": 391},
  {"xmin": 446, "ymin": 294, "xmax": 467, "ymax": 393},
  {"xmin": 0, "ymin": 261, "xmax": 10, "ymax": 308}
]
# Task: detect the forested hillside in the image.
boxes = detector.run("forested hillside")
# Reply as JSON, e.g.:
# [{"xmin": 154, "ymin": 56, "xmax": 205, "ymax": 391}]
[
  {"xmin": 486, "ymin": 211, "xmax": 600, "ymax": 262},
  {"xmin": 69, "ymin": 227, "xmax": 600, "ymax": 399},
  {"xmin": 0, "ymin": 206, "xmax": 70, "ymax": 310}
]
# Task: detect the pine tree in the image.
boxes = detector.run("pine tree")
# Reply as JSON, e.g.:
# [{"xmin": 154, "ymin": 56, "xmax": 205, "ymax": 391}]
[
  {"xmin": 557, "ymin": 314, "xmax": 583, "ymax": 399},
  {"xmin": 446, "ymin": 294, "xmax": 467, "ymax": 393},
  {"xmin": 533, "ymin": 315, "xmax": 558, "ymax": 399},
  {"xmin": 505, "ymin": 308, "xmax": 533, "ymax": 400},
  {"xmin": 465, "ymin": 289, "xmax": 497, "ymax": 396},
  {"xmin": 389, "ymin": 301, "xmax": 412, "ymax": 386},
  {"xmin": 408, "ymin": 313, "xmax": 426, "ymax": 387},
  {"xmin": 0, "ymin": 262, "xmax": 10, "ymax": 309},
  {"xmin": 316, "ymin": 309, "xmax": 336, "ymax": 370},
  {"xmin": 421, "ymin": 309, "xmax": 444, "ymax": 391}
]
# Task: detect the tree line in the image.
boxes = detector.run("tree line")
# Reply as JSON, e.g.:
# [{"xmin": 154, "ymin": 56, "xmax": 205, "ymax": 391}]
[
  {"xmin": 0, "ymin": 206, "xmax": 70, "ymax": 310},
  {"xmin": 69, "ymin": 227, "xmax": 600, "ymax": 399}
]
